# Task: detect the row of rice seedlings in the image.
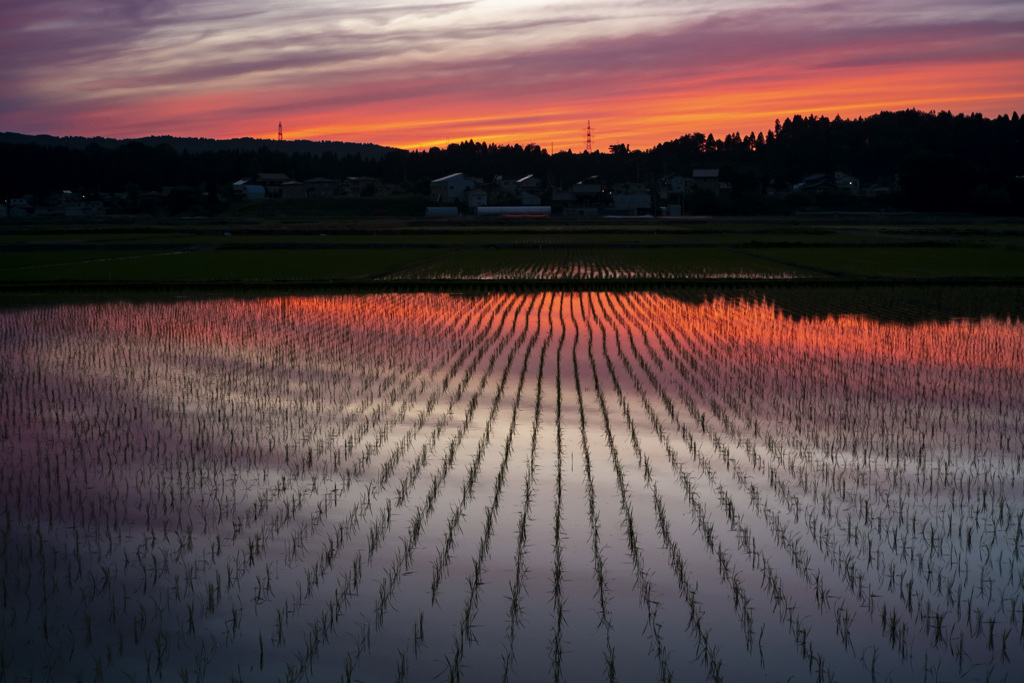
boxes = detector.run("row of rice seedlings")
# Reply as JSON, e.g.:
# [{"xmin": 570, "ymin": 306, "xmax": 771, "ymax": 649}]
[
  {"xmin": 200, "ymin": 295, "xmax": 478, "ymax": 676},
  {"xmin": 311, "ymin": 292, "xmax": 552, "ymax": 679},
  {"xmin": 592, "ymin": 293, "xmax": 731, "ymax": 673},
  {"xmin": 686, "ymin": 305, "xmax": 924, "ymax": 675},
  {"xmin": 630, "ymin": 290, "xmax": 1024, "ymax": 679},
  {"xmin": 285, "ymin": 294, "xmax": 529, "ymax": 679},
  {"xmin": 607, "ymin": 362, "xmax": 726, "ymax": 674},
  {"xmin": 582, "ymin": 292, "xmax": 672, "ymax": 681},
  {"xmin": 552, "ymin": 290, "xmax": 831, "ymax": 679},
  {"xmin": 428, "ymin": 295, "xmax": 536, "ymax": 606},
  {"xmin": 12, "ymin": 304, "xmax": 263, "ymax": 674},
  {"xmin": 444, "ymin": 293, "xmax": 550, "ymax": 682},
  {"xmin": 615, "ymin": 293, "xmax": 878, "ymax": 663},
  {"xmin": 4, "ymin": 291, "xmax": 1021, "ymax": 680},
  {"xmin": 226, "ymin": 298, "xmax": 469, "ymax": 674},
  {"xmin": 501, "ymin": 292, "xmax": 556, "ymax": 680},
  {"xmin": 690, "ymin": 300, "xmax": 1024, "ymax": 669},
  {"xmin": 624, "ymin": 292, "xmax": 924, "ymax": 677},
  {"xmin": 567, "ymin": 294, "xmax": 614, "ymax": 662},
  {"xmin": 0, "ymin": 293, "xmax": 496, "ymax": 680},
  {"xmin": 233, "ymin": 293, "xmax": 502, "ymax": 677},
  {"xmin": 545, "ymin": 292, "xmax": 570, "ymax": 682},
  {"xmin": 606, "ymin": 293, "xmax": 807, "ymax": 680}
]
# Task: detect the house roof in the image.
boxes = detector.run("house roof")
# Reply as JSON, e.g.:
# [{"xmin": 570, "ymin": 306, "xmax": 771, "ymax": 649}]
[{"xmin": 432, "ymin": 172, "xmax": 465, "ymax": 183}]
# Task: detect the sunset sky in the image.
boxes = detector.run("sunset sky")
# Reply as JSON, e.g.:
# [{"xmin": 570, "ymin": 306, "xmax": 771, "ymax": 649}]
[{"xmin": 2, "ymin": 0, "xmax": 1022, "ymax": 150}]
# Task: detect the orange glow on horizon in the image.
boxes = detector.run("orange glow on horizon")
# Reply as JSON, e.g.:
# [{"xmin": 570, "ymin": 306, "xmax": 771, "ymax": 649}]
[
  {"xmin": 30, "ymin": 51, "xmax": 1020, "ymax": 153},
  {"xmin": 220, "ymin": 59, "xmax": 1024, "ymax": 151}
]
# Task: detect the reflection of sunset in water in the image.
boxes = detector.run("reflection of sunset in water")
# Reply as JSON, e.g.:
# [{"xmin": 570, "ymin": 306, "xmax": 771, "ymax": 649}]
[
  {"xmin": 2, "ymin": 292, "xmax": 1022, "ymax": 682},
  {"xmin": 696, "ymin": 296, "xmax": 1022, "ymax": 371}
]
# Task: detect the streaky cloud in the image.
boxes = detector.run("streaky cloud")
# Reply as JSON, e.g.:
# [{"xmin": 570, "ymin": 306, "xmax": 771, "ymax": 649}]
[{"xmin": 1, "ymin": 0, "xmax": 1021, "ymax": 146}]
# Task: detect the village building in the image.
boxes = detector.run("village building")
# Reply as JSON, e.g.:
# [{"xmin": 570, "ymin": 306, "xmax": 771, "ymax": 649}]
[
  {"xmin": 430, "ymin": 173, "xmax": 477, "ymax": 204},
  {"xmin": 7, "ymin": 192, "xmax": 105, "ymax": 217},
  {"xmin": 607, "ymin": 182, "xmax": 651, "ymax": 215},
  {"xmin": 344, "ymin": 176, "xmax": 383, "ymax": 197},
  {"xmin": 280, "ymin": 180, "xmax": 306, "ymax": 200},
  {"xmin": 794, "ymin": 171, "xmax": 861, "ymax": 193},
  {"xmin": 692, "ymin": 169, "xmax": 730, "ymax": 195},
  {"xmin": 304, "ymin": 177, "xmax": 340, "ymax": 198},
  {"xmin": 233, "ymin": 172, "xmax": 292, "ymax": 199}
]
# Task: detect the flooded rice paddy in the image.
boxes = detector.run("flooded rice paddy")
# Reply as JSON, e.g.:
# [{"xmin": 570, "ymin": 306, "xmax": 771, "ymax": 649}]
[{"xmin": 1, "ymin": 292, "xmax": 1023, "ymax": 682}]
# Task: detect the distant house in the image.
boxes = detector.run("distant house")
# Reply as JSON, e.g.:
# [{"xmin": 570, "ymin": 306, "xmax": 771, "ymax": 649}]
[
  {"xmin": 610, "ymin": 183, "xmax": 652, "ymax": 215},
  {"xmin": 492, "ymin": 175, "xmax": 518, "ymax": 195},
  {"xmin": 8, "ymin": 196, "xmax": 34, "ymax": 217},
  {"xmin": 58, "ymin": 192, "xmax": 104, "ymax": 217},
  {"xmin": 466, "ymin": 187, "xmax": 488, "ymax": 208},
  {"xmin": 345, "ymin": 176, "xmax": 383, "ymax": 197},
  {"xmin": 517, "ymin": 174, "xmax": 542, "ymax": 192},
  {"xmin": 233, "ymin": 179, "xmax": 265, "ymax": 199},
  {"xmin": 834, "ymin": 172, "xmax": 860, "ymax": 192},
  {"xmin": 794, "ymin": 171, "xmax": 860, "ymax": 193},
  {"xmin": 573, "ymin": 175, "xmax": 606, "ymax": 197},
  {"xmin": 253, "ymin": 173, "xmax": 291, "ymax": 198},
  {"xmin": 660, "ymin": 175, "xmax": 692, "ymax": 215},
  {"xmin": 234, "ymin": 173, "xmax": 292, "ymax": 199},
  {"xmin": 430, "ymin": 173, "xmax": 477, "ymax": 204},
  {"xmin": 485, "ymin": 174, "xmax": 546, "ymax": 206},
  {"xmin": 24, "ymin": 191, "xmax": 105, "ymax": 217},
  {"xmin": 692, "ymin": 169, "xmax": 729, "ymax": 195},
  {"xmin": 281, "ymin": 181, "xmax": 306, "ymax": 200},
  {"xmin": 304, "ymin": 177, "xmax": 340, "ymax": 198},
  {"xmin": 663, "ymin": 175, "xmax": 692, "ymax": 194}
]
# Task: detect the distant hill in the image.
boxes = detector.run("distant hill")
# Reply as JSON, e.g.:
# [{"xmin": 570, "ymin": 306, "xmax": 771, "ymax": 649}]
[{"xmin": 0, "ymin": 132, "xmax": 394, "ymax": 160}]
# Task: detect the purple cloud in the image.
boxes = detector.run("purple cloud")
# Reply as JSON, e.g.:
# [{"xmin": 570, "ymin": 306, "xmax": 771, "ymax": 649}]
[{"xmin": 1, "ymin": 0, "xmax": 1021, "ymax": 140}]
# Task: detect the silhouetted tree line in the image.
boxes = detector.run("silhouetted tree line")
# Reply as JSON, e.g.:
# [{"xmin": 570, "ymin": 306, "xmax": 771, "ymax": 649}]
[{"xmin": 2, "ymin": 109, "xmax": 1022, "ymax": 215}]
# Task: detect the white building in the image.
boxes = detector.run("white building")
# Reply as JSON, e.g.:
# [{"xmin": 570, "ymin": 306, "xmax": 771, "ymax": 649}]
[
  {"xmin": 430, "ymin": 173, "xmax": 476, "ymax": 204},
  {"xmin": 467, "ymin": 187, "xmax": 488, "ymax": 208}
]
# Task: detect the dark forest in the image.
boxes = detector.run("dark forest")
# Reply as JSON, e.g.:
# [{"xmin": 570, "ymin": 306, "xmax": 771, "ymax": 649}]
[{"xmin": 3, "ymin": 109, "xmax": 1022, "ymax": 215}]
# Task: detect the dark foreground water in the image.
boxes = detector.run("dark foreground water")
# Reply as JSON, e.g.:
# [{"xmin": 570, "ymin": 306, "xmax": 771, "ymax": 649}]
[{"xmin": 2, "ymin": 292, "xmax": 1023, "ymax": 682}]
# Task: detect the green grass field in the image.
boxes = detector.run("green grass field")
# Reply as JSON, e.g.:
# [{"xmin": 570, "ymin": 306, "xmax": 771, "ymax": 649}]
[
  {"xmin": 748, "ymin": 246, "xmax": 1024, "ymax": 277},
  {"xmin": 3, "ymin": 218, "xmax": 1023, "ymax": 285},
  {"xmin": 0, "ymin": 248, "xmax": 438, "ymax": 282}
]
